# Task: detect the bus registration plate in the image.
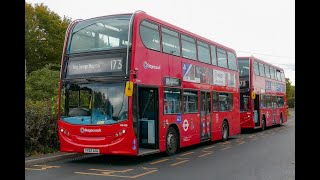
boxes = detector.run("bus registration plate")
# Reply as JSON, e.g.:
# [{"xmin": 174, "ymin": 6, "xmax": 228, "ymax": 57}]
[{"xmin": 84, "ymin": 148, "xmax": 100, "ymax": 154}]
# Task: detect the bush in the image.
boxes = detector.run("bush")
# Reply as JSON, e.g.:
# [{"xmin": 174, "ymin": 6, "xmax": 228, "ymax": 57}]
[
  {"xmin": 25, "ymin": 66, "xmax": 60, "ymax": 157},
  {"xmin": 25, "ymin": 99, "xmax": 59, "ymax": 156},
  {"xmin": 25, "ymin": 66, "xmax": 60, "ymax": 101}
]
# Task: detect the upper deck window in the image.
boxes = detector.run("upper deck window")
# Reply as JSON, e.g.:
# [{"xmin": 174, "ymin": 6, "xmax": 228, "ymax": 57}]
[
  {"xmin": 270, "ymin": 67, "xmax": 275, "ymax": 79},
  {"xmin": 253, "ymin": 61, "xmax": 259, "ymax": 75},
  {"xmin": 280, "ymin": 71, "xmax": 285, "ymax": 82},
  {"xmin": 197, "ymin": 40, "xmax": 210, "ymax": 64},
  {"xmin": 68, "ymin": 15, "xmax": 131, "ymax": 53},
  {"xmin": 161, "ymin": 27, "xmax": 180, "ymax": 56},
  {"xmin": 265, "ymin": 65, "xmax": 271, "ymax": 78},
  {"xmin": 181, "ymin": 34, "xmax": 197, "ymax": 60},
  {"xmin": 217, "ymin": 48, "xmax": 228, "ymax": 68},
  {"xmin": 238, "ymin": 58, "xmax": 249, "ymax": 76},
  {"xmin": 227, "ymin": 52, "xmax": 237, "ymax": 71},
  {"xmin": 210, "ymin": 45, "xmax": 217, "ymax": 65},
  {"xmin": 276, "ymin": 70, "xmax": 281, "ymax": 81},
  {"xmin": 259, "ymin": 63, "xmax": 265, "ymax": 77},
  {"xmin": 140, "ymin": 20, "xmax": 161, "ymax": 51}
]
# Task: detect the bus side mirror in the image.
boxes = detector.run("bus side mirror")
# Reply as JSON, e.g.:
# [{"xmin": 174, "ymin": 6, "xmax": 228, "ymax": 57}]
[{"xmin": 125, "ymin": 81, "xmax": 134, "ymax": 96}]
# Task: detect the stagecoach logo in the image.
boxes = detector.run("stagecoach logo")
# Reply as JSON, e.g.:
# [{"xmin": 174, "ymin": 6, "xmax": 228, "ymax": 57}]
[
  {"xmin": 80, "ymin": 127, "xmax": 102, "ymax": 133},
  {"xmin": 144, "ymin": 61, "xmax": 160, "ymax": 70},
  {"xmin": 183, "ymin": 119, "xmax": 189, "ymax": 131}
]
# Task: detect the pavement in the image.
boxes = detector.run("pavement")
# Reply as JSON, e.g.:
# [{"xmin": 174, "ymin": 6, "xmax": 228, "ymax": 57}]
[{"xmin": 25, "ymin": 151, "xmax": 84, "ymax": 166}]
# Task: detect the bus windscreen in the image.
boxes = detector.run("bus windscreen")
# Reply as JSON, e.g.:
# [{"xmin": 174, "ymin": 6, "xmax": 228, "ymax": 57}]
[{"xmin": 60, "ymin": 83, "xmax": 128, "ymax": 125}]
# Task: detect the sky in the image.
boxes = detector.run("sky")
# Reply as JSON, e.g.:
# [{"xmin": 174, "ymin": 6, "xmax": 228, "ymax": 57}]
[{"xmin": 27, "ymin": 0, "xmax": 295, "ymax": 85}]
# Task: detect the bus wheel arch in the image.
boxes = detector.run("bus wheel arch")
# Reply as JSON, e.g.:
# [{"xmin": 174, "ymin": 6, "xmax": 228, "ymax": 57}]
[
  {"xmin": 222, "ymin": 119, "xmax": 229, "ymax": 142},
  {"xmin": 165, "ymin": 124, "xmax": 180, "ymax": 155}
]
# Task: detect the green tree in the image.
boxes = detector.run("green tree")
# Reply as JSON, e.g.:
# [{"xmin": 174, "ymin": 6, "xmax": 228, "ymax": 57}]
[
  {"xmin": 286, "ymin": 78, "xmax": 295, "ymax": 108},
  {"xmin": 25, "ymin": 2, "xmax": 71, "ymax": 73},
  {"xmin": 286, "ymin": 78, "xmax": 293, "ymax": 99},
  {"xmin": 25, "ymin": 64, "xmax": 60, "ymax": 101},
  {"xmin": 291, "ymin": 86, "xmax": 295, "ymax": 98}
]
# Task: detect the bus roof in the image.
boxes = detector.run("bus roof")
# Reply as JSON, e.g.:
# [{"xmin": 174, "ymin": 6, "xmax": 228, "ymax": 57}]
[
  {"xmin": 74, "ymin": 13, "xmax": 133, "ymax": 22},
  {"xmin": 238, "ymin": 56, "xmax": 284, "ymax": 72}
]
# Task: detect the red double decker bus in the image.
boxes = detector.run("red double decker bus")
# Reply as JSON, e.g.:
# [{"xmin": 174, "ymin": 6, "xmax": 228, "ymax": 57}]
[
  {"xmin": 58, "ymin": 11, "xmax": 240, "ymax": 156},
  {"xmin": 238, "ymin": 56, "xmax": 287, "ymax": 130}
]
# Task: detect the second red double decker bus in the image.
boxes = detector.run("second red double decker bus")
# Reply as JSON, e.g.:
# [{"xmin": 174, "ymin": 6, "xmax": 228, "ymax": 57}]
[
  {"xmin": 58, "ymin": 11, "xmax": 240, "ymax": 156},
  {"xmin": 238, "ymin": 56, "xmax": 287, "ymax": 130}
]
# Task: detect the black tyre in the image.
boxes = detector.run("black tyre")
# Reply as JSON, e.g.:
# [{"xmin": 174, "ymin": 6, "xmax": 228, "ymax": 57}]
[
  {"xmin": 278, "ymin": 115, "xmax": 283, "ymax": 127},
  {"xmin": 261, "ymin": 119, "xmax": 266, "ymax": 131},
  {"xmin": 222, "ymin": 121, "xmax": 229, "ymax": 142},
  {"xmin": 166, "ymin": 127, "xmax": 178, "ymax": 155}
]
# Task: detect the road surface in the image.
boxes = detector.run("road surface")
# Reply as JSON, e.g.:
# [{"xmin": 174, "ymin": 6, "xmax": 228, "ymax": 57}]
[{"xmin": 26, "ymin": 110, "xmax": 295, "ymax": 180}]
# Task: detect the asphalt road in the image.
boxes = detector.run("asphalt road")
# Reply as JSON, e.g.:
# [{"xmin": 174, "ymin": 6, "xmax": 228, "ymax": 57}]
[{"xmin": 25, "ymin": 110, "xmax": 295, "ymax": 180}]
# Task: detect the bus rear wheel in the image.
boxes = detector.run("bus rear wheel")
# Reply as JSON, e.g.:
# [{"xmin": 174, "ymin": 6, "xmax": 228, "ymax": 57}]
[
  {"xmin": 278, "ymin": 116, "xmax": 283, "ymax": 127},
  {"xmin": 166, "ymin": 127, "xmax": 178, "ymax": 155},
  {"xmin": 222, "ymin": 121, "xmax": 229, "ymax": 142},
  {"xmin": 261, "ymin": 119, "xmax": 266, "ymax": 131}
]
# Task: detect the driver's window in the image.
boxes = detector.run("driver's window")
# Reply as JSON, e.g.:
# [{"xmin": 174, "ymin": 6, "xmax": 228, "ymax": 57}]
[{"xmin": 67, "ymin": 86, "xmax": 91, "ymax": 114}]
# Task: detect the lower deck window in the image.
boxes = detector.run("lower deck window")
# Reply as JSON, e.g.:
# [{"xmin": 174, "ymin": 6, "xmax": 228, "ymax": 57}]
[{"xmin": 164, "ymin": 88, "xmax": 181, "ymax": 114}]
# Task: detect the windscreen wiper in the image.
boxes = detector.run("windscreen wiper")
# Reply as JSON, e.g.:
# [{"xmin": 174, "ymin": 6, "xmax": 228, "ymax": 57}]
[
  {"xmin": 62, "ymin": 77, "xmax": 104, "ymax": 84},
  {"xmin": 63, "ymin": 78, "xmax": 87, "ymax": 84},
  {"xmin": 85, "ymin": 77, "xmax": 108, "ymax": 82},
  {"xmin": 64, "ymin": 75, "xmax": 128, "ymax": 84}
]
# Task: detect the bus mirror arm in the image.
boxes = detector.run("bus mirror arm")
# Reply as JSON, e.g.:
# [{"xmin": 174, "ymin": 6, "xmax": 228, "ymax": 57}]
[
  {"xmin": 133, "ymin": 68, "xmax": 138, "ymax": 79},
  {"xmin": 130, "ymin": 68, "xmax": 138, "ymax": 79}
]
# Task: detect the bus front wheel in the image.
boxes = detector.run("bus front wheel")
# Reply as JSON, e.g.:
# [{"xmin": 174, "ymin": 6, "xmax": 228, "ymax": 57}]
[{"xmin": 166, "ymin": 127, "xmax": 178, "ymax": 155}]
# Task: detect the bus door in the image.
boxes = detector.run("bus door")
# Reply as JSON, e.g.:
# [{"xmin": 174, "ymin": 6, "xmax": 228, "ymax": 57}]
[
  {"xmin": 137, "ymin": 87, "xmax": 159, "ymax": 150},
  {"xmin": 272, "ymin": 95, "xmax": 277, "ymax": 124},
  {"xmin": 200, "ymin": 91, "xmax": 211, "ymax": 141},
  {"xmin": 254, "ymin": 94, "xmax": 260, "ymax": 127}
]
